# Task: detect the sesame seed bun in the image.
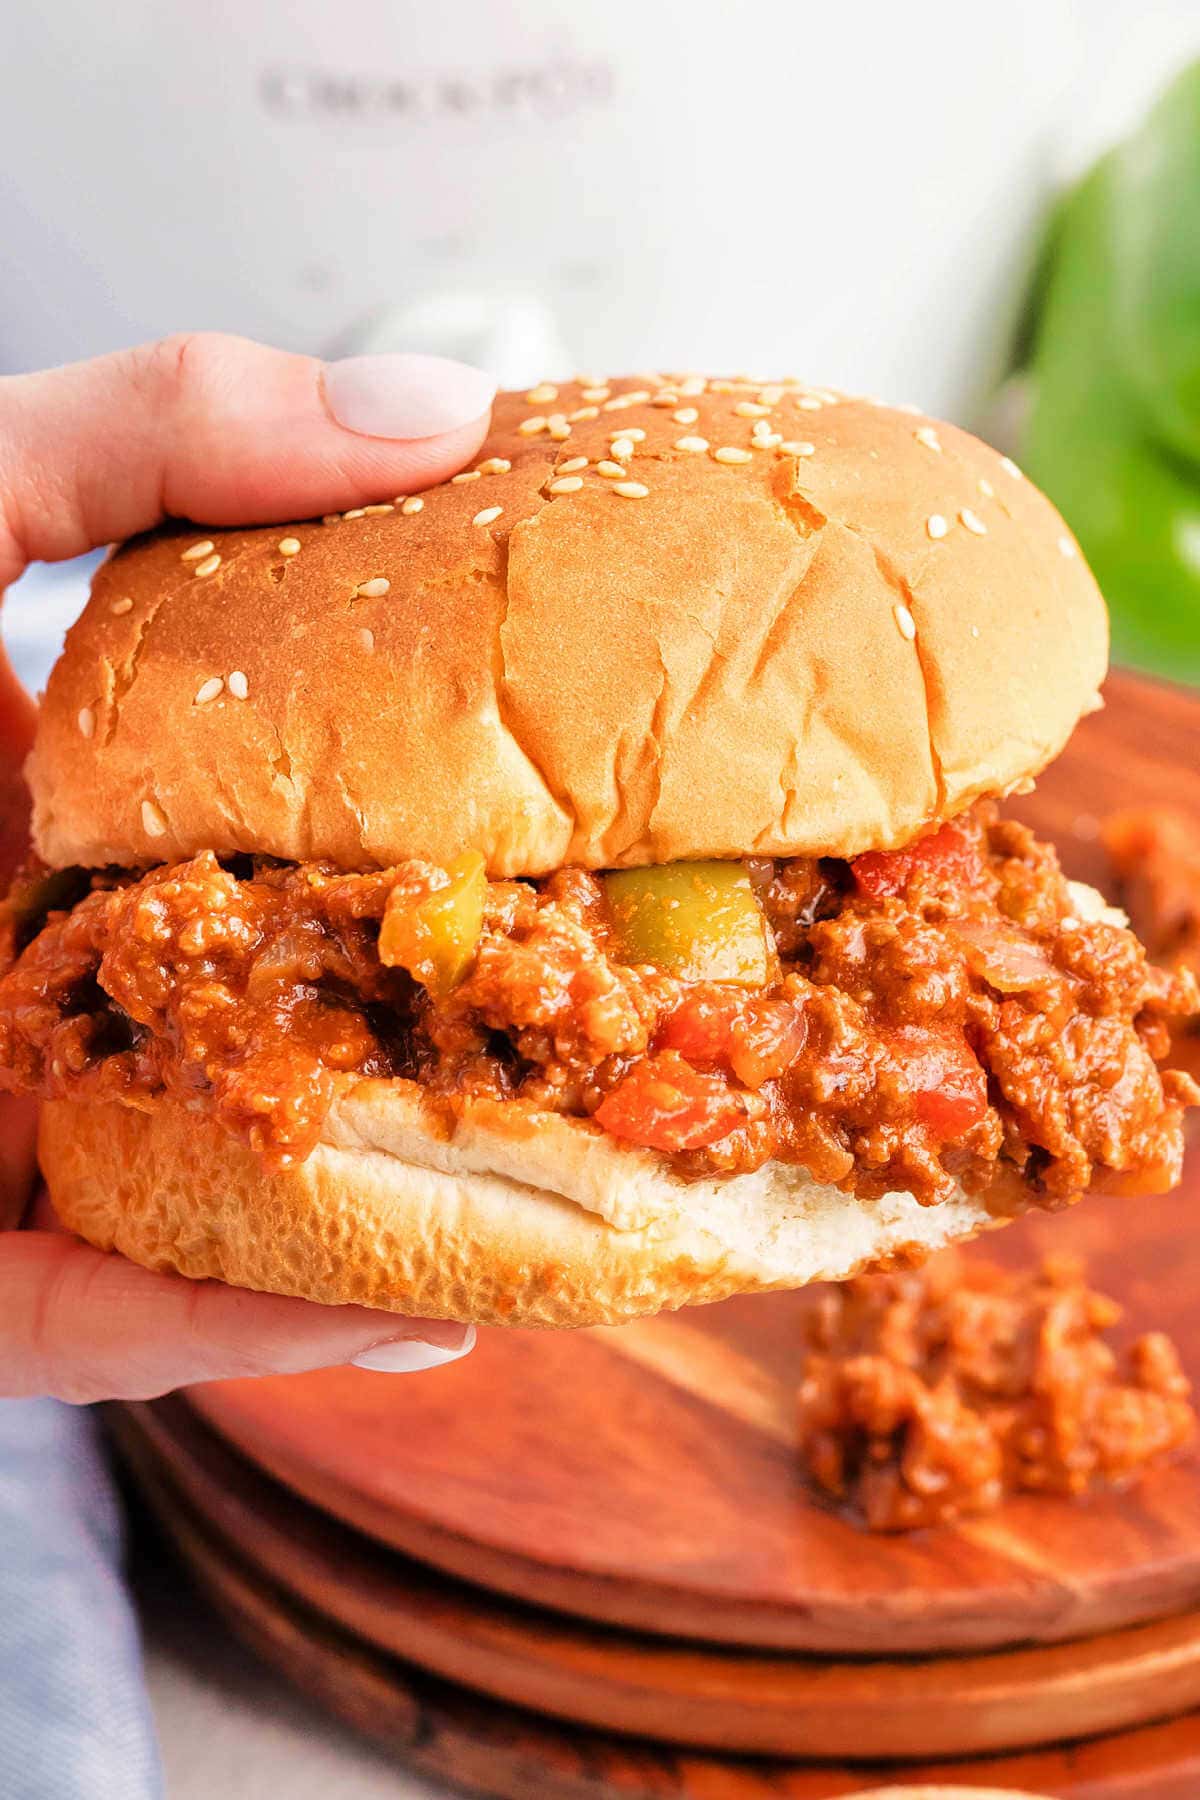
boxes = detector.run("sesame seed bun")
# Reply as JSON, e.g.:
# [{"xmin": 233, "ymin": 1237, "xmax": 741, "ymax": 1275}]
[
  {"xmin": 28, "ymin": 378, "xmax": 1106, "ymax": 875},
  {"xmin": 24, "ymin": 379, "xmax": 1112, "ymax": 1327}
]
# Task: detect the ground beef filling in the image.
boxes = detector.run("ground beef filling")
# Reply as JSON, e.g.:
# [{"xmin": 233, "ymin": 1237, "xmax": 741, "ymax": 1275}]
[
  {"xmin": 797, "ymin": 1251, "xmax": 1196, "ymax": 1530},
  {"xmin": 1105, "ymin": 807, "xmax": 1200, "ymax": 1079},
  {"xmin": 0, "ymin": 804, "xmax": 1195, "ymax": 1205}
]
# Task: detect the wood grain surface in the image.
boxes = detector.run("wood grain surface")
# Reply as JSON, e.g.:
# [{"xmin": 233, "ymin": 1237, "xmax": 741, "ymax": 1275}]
[
  {"xmin": 134, "ymin": 1449, "xmax": 1200, "ymax": 1800},
  {"xmin": 108, "ymin": 1398, "xmax": 1200, "ymax": 1761},
  {"xmin": 187, "ymin": 670, "xmax": 1200, "ymax": 1658}
]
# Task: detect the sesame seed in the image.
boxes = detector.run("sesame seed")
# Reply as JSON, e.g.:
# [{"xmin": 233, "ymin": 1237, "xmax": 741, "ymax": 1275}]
[
  {"xmin": 778, "ymin": 440, "xmax": 815, "ymax": 457},
  {"xmin": 278, "ymin": 537, "xmax": 302, "ymax": 556},
  {"xmin": 401, "ymin": 497, "xmax": 424, "ymax": 515},
  {"xmin": 518, "ymin": 416, "xmax": 547, "ymax": 435},
  {"xmin": 141, "ymin": 800, "xmax": 167, "ymax": 837},
  {"xmin": 547, "ymin": 420, "xmax": 572, "ymax": 441},
  {"xmin": 195, "ymin": 676, "xmax": 224, "ymax": 705},
  {"xmin": 613, "ymin": 481, "xmax": 649, "ymax": 499},
  {"xmin": 914, "ymin": 426, "xmax": 942, "ymax": 453},
  {"xmin": 322, "ymin": 514, "xmax": 341, "ymax": 526},
  {"xmin": 735, "ymin": 400, "xmax": 771, "ymax": 417},
  {"xmin": 342, "ymin": 508, "xmax": 365, "ymax": 520},
  {"xmin": 757, "ymin": 386, "xmax": 785, "ymax": 405},
  {"xmin": 613, "ymin": 426, "xmax": 647, "ymax": 443},
  {"xmin": 650, "ymin": 391, "xmax": 680, "ymax": 408},
  {"xmin": 359, "ymin": 627, "xmax": 375, "ymax": 652},
  {"xmin": 978, "ymin": 477, "xmax": 995, "ymax": 498},
  {"xmin": 568, "ymin": 405, "xmax": 600, "ymax": 423},
  {"xmin": 356, "ymin": 577, "xmax": 391, "ymax": 597},
  {"xmin": 478, "ymin": 458, "xmax": 512, "ymax": 475},
  {"xmin": 575, "ymin": 372, "xmax": 607, "ymax": 388},
  {"xmin": 610, "ymin": 438, "xmax": 636, "ymax": 461},
  {"xmin": 678, "ymin": 376, "xmax": 706, "ymax": 396},
  {"xmin": 77, "ymin": 706, "xmax": 95, "ymax": 738},
  {"xmin": 473, "ymin": 506, "xmax": 503, "ymax": 526},
  {"xmin": 181, "ymin": 540, "xmax": 215, "ymax": 562},
  {"xmin": 926, "ymin": 513, "xmax": 949, "ymax": 540},
  {"xmin": 714, "ymin": 446, "xmax": 753, "ymax": 464},
  {"xmin": 548, "ymin": 476, "xmax": 584, "ymax": 494},
  {"xmin": 673, "ymin": 408, "xmax": 699, "ymax": 425},
  {"xmin": 581, "ymin": 387, "xmax": 610, "ymax": 402},
  {"xmin": 527, "ymin": 383, "xmax": 558, "ymax": 404},
  {"xmin": 1058, "ymin": 535, "xmax": 1077, "ymax": 558},
  {"xmin": 603, "ymin": 390, "xmax": 650, "ymax": 411},
  {"xmin": 111, "ymin": 597, "xmax": 134, "ymax": 615},
  {"xmin": 451, "ymin": 471, "xmax": 481, "ymax": 484},
  {"xmin": 894, "ymin": 604, "xmax": 917, "ymax": 641},
  {"xmin": 227, "ymin": 670, "xmax": 249, "ymax": 700},
  {"xmin": 596, "ymin": 460, "xmax": 627, "ymax": 479},
  {"xmin": 193, "ymin": 553, "xmax": 222, "ymax": 578},
  {"xmin": 959, "ymin": 508, "xmax": 987, "ymax": 535},
  {"xmin": 674, "ymin": 436, "xmax": 709, "ymax": 453},
  {"xmin": 557, "ymin": 456, "xmax": 589, "ymax": 474},
  {"xmin": 797, "ymin": 396, "xmax": 823, "ymax": 411},
  {"xmin": 364, "ymin": 503, "xmax": 394, "ymax": 515},
  {"xmin": 970, "ymin": 624, "xmax": 981, "ymax": 638},
  {"xmin": 814, "ymin": 389, "xmax": 842, "ymax": 405},
  {"xmin": 753, "ymin": 429, "xmax": 782, "ymax": 449},
  {"xmin": 1000, "ymin": 455, "xmax": 1023, "ymax": 479}
]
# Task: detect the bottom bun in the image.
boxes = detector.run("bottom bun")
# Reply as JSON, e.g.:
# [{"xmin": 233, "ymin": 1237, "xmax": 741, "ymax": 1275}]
[{"xmin": 37, "ymin": 1079, "xmax": 1007, "ymax": 1328}]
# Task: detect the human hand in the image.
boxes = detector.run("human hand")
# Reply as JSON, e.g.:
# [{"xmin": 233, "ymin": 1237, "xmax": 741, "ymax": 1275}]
[{"xmin": 0, "ymin": 333, "xmax": 495, "ymax": 1400}]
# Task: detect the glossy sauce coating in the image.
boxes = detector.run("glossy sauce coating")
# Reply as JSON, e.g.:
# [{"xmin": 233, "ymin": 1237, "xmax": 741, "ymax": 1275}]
[{"xmin": 0, "ymin": 804, "xmax": 1195, "ymax": 1204}]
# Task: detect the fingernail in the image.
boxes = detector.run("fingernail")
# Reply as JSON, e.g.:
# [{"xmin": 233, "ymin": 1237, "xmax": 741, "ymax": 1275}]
[
  {"xmin": 322, "ymin": 353, "xmax": 495, "ymax": 441},
  {"xmin": 351, "ymin": 1324, "xmax": 476, "ymax": 1374}
]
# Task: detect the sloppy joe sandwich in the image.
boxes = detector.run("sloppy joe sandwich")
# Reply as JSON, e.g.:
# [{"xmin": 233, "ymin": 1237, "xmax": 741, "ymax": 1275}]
[{"xmin": 2, "ymin": 377, "xmax": 1196, "ymax": 1325}]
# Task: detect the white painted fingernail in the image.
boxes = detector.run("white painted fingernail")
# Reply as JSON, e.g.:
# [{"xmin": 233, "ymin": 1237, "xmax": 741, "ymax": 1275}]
[
  {"xmin": 351, "ymin": 1325, "xmax": 476, "ymax": 1373},
  {"xmin": 323, "ymin": 353, "xmax": 495, "ymax": 440}
]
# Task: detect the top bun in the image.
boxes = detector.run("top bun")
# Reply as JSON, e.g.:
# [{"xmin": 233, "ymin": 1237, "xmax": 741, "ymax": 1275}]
[{"xmin": 29, "ymin": 377, "xmax": 1107, "ymax": 875}]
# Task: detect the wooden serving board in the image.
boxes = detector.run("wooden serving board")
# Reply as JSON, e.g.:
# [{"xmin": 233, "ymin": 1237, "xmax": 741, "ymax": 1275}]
[
  {"xmin": 190, "ymin": 671, "xmax": 1200, "ymax": 1658},
  {"xmin": 129, "ymin": 1436, "xmax": 1200, "ymax": 1800},
  {"xmin": 108, "ymin": 1398, "xmax": 1200, "ymax": 1761}
]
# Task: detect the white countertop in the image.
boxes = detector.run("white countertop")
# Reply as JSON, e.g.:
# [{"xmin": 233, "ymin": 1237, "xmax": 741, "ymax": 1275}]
[{"xmin": 135, "ymin": 1551, "xmax": 450, "ymax": 1800}]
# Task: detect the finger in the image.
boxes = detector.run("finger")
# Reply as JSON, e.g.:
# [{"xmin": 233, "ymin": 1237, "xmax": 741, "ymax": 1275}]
[
  {"xmin": 0, "ymin": 1233, "xmax": 475, "ymax": 1403},
  {"xmin": 0, "ymin": 334, "xmax": 495, "ymax": 586},
  {"xmin": 0, "ymin": 641, "xmax": 36, "ymax": 869}
]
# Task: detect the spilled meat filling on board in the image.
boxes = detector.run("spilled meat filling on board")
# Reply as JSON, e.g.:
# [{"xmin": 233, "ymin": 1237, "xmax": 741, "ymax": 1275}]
[
  {"xmin": 797, "ymin": 1249, "xmax": 1197, "ymax": 1531},
  {"xmin": 0, "ymin": 802, "xmax": 1196, "ymax": 1209}
]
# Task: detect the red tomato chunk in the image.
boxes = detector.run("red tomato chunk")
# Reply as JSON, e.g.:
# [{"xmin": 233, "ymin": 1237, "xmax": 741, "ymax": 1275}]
[
  {"xmin": 594, "ymin": 1052, "xmax": 747, "ymax": 1152},
  {"xmin": 853, "ymin": 821, "xmax": 984, "ymax": 901},
  {"xmin": 888, "ymin": 1025, "xmax": 988, "ymax": 1139}
]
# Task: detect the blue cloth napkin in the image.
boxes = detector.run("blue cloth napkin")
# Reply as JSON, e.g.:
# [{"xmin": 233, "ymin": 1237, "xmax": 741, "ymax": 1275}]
[{"xmin": 0, "ymin": 1399, "xmax": 162, "ymax": 1800}]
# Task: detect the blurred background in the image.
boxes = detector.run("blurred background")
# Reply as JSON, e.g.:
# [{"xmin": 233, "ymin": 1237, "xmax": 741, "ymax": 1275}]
[{"xmin": 4, "ymin": 0, "xmax": 1200, "ymax": 691}]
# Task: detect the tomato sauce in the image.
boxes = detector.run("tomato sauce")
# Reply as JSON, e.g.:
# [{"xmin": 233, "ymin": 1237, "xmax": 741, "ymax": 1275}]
[{"xmin": 0, "ymin": 803, "xmax": 1196, "ymax": 1206}]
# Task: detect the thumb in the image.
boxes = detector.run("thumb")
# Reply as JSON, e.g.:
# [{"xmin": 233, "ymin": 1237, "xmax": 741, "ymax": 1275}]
[{"xmin": 0, "ymin": 333, "xmax": 496, "ymax": 585}]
